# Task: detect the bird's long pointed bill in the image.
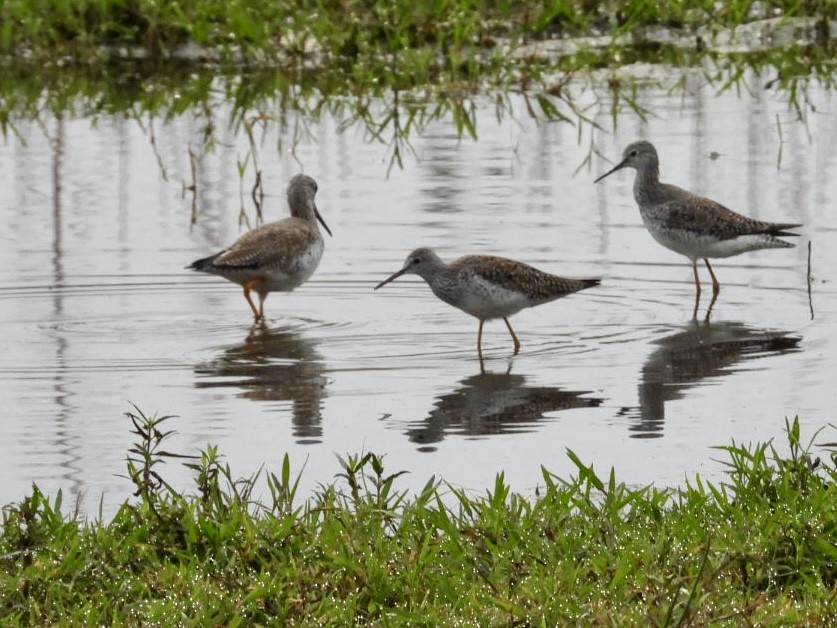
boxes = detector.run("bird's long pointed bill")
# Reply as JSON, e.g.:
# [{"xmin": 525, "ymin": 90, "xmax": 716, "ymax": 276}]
[
  {"xmin": 315, "ymin": 207, "xmax": 333, "ymax": 237},
  {"xmin": 593, "ymin": 160, "xmax": 627, "ymax": 183},
  {"xmin": 374, "ymin": 267, "xmax": 408, "ymax": 290}
]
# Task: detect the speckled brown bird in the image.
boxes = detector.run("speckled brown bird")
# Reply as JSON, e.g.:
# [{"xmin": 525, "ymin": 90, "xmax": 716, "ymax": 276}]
[
  {"xmin": 595, "ymin": 140, "xmax": 801, "ymax": 296},
  {"xmin": 374, "ymin": 247, "xmax": 599, "ymax": 358},
  {"xmin": 189, "ymin": 174, "xmax": 331, "ymax": 321}
]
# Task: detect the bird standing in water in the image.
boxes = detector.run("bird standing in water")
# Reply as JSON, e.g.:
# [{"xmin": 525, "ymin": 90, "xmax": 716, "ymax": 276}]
[
  {"xmin": 189, "ymin": 174, "xmax": 331, "ymax": 322},
  {"xmin": 595, "ymin": 141, "xmax": 801, "ymax": 298},
  {"xmin": 375, "ymin": 247, "xmax": 599, "ymax": 359}
]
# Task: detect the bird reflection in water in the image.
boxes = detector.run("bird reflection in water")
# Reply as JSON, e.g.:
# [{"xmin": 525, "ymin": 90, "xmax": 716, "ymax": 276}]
[
  {"xmin": 623, "ymin": 321, "xmax": 800, "ymax": 438},
  {"xmin": 194, "ymin": 324, "xmax": 328, "ymax": 444},
  {"xmin": 407, "ymin": 368, "xmax": 602, "ymax": 451}
]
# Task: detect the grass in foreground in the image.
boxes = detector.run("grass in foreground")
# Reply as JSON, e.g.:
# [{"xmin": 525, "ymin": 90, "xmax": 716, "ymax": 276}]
[{"xmin": 1, "ymin": 410, "xmax": 836, "ymax": 624}]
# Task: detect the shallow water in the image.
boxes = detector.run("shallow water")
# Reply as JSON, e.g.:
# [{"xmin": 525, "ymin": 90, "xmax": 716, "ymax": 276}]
[{"xmin": 0, "ymin": 70, "xmax": 834, "ymax": 518}]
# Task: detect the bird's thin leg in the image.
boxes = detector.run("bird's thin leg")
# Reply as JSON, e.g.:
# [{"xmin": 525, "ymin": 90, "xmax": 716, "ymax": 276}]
[
  {"xmin": 691, "ymin": 289, "xmax": 701, "ymax": 322},
  {"xmin": 243, "ymin": 278, "xmax": 264, "ymax": 321},
  {"xmin": 692, "ymin": 260, "xmax": 702, "ymax": 297},
  {"xmin": 503, "ymin": 317, "xmax": 521, "ymax": 355},
  {"xmin": 705, "ymin": 290, "xmax": 719, "ymax": 323},
  {"xmin": 704, "ymin": 259, "xmax": 720, "ymax": 295},
  {"xmin": 477, "ymin": 320, "xmax": 485, "ymax": 360}
]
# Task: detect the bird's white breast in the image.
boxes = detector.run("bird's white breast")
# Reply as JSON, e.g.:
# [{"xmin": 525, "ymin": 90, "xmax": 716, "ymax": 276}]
[
  {"xmin": 441, "ymin": 274, "xmax": 531, "ymax": 320},
  {"xmin": 643, "ymin": 221, "xmax": 785, "ymax": 261}
]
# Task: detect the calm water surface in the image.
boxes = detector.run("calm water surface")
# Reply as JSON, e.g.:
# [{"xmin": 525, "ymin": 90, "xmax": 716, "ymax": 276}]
[{"xmin": 1, "ymin": 71, "xmax": 834, "ymax": 517}]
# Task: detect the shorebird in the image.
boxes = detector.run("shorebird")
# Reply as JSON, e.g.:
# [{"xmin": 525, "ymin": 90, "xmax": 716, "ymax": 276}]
[
  {"xmin": 188, "ymin": 174, "xmax": 331, "ymax": 321},
  {"xmin": 374, "ymin": 247, "xmax": 599, "ymax": 358},
  {"xmin": 594, "ymin": 141, "xmax": 801, "ymax": 297}
]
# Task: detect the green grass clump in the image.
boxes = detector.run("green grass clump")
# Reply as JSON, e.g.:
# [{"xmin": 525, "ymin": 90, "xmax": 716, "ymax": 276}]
[
  {"xmin": 1, "ymin": 409, "xmax": 835, "ymax": 624},
  {"xmin": 0, "ymin": 1, "xmax": 834, "ymax": 162},
  {"xmin": 0, "ymin": 1, "xmax": 834, "ymax": 169},
  {"xmin": 2, "ymin": 1, "xmax": 837, "ymax": 75}
]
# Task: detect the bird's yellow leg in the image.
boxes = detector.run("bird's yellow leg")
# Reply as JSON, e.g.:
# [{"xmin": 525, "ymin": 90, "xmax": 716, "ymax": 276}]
[
  {"xmin": 704, "ymin": 259, "xmax": 720, "ymax": 295},
  {"xmin": 503, "ymin": 317, "xmax": 521, "ymax": 355},
  {"xmin": 705, "ymin": 290, "xmax": 718, "ymax": 323},
  {"xmin": 243, "ymin": 278, "xmax": 264, "ymax": 321},
  {"xmin": 692, "ymin": 260, "xmax": 702, "ymax": 297},
  {"xmin": 477, "ymin": 320, "xmax": 485, "ymax": 360}
]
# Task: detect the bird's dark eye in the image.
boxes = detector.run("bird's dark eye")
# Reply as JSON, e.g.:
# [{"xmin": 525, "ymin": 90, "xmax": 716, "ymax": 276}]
[
  {"xmin": 412, "ymin": 257, "xmax": 421, "ymax": 264},
  {"xmin": 630, "ymin": 150, "xmax": 638, "ymax": 156}
]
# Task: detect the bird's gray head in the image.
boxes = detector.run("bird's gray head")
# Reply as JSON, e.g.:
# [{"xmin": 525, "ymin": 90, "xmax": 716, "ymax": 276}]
[
  {"xmin": 374, "ymin": 247, "xmax": 444, "ymax": 290},
  {"xmin": 594, "ymin": 141, "xmax": 659, "ymax": 183},
  {"xmin": 287, "ymin": 174, "xmax": 332, "ymax": 236}
]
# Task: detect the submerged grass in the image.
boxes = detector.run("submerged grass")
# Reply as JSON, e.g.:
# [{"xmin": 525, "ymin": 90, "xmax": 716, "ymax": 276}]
[{"xmin": 1, "ymin": 410, "xmax": 835, "ymax": 624}]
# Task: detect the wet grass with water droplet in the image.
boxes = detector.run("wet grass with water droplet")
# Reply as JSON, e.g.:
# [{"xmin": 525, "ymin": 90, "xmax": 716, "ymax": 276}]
[{"xmin": 0, "ymin": 409, "xmax": 835, "ymax": 623}]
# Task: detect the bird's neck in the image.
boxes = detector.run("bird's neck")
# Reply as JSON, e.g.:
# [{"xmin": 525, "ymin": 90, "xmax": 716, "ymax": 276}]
[
  {"xmin": 292, "ymin": 207, "xmax": 316, "ymax": 223},
  {"xmin": 420, "ymin": 265, "xmax": 458, "ymax": 300},
  {"xmin": 633, "ymin": 164, "xmax": 664, "ymax": 206}
]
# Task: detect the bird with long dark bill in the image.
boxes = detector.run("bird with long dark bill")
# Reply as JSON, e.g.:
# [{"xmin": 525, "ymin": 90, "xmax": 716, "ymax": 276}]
[
  {"xmin": 375, "ymin": 247, "xmax": 599, "ymax": 359},
  {"xmin": 189, "ymin": 174, "xmax": 331, "ymax": 322},
  {"xmin": 595, "ymin": 141, "xmax": 801, "ymax": 297}
]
